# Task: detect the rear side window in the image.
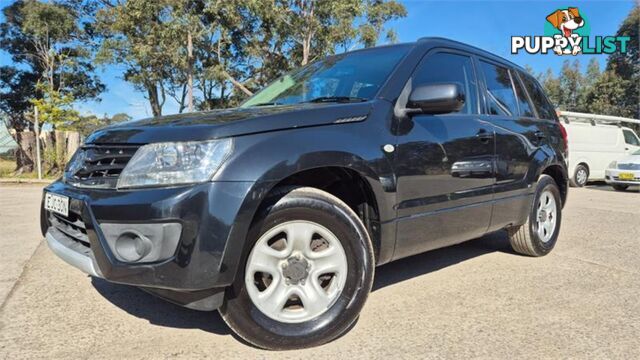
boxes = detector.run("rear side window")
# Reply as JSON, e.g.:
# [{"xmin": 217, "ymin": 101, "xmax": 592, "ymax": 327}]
[
  {"xmin": 519, "ymin": 72, "xmax": 557, "ymax": 120},
  {"xmin": 512, "ymin": 74, "xmax": 535, "ymax": 117},
  {"xmin": 412, "ymin": 52, "xmax": 479, "ymax": 114},
  {"xmin": 623, "ymin": 129, "xmax": 640, "ymax": 146},
  {"xmin": 479, "ymin": 61, "xmax": 518, "ymax": 116}
]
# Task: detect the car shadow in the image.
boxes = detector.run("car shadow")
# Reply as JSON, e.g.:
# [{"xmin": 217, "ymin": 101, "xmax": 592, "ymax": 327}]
[
  {"xmin": 91, "ymin": 277, "xmax": 231, "ymax": 335},
  {"xmin": 91, "ymin": 229, "xmax": 514, "ymax": 336},
  {"xmin": 372, "ymin": 229, "xmax": 513, "ymax": 291}
]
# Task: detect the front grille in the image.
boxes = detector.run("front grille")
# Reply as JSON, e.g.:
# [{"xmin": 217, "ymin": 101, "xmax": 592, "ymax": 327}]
[
  {"xmin": 66, "ymin": 144, "xmax": 140, "ymax": 188},
  {"xmin": 618, "ymin": 163, "xmax": 640, "ymax": 170},
  {"xmin": 48, "ymin": 211, "xmax": 90, "ymax": 249}
]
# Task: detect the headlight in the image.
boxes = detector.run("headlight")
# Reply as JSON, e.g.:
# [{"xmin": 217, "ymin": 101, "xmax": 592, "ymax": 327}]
[
  {"xmin": 608, "ymin": 161, "xmax": 617, "ymax": 169},
  {"xmin": 117, "ymin": 139, "xmax": 233, "ymax": 189}
]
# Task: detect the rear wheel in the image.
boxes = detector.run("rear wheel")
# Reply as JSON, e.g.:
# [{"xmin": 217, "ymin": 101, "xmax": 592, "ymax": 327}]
[
  {"xmin": 570, "ymin": 164, "xmax": 589, "ymax": 187},
  {"xmin": 612, "ymin": 184, "xmax": 629, "ymax": 191},
  {"xmin": 508, "ymin": 175, "xmax": 562, "ymax": 257},
  {"xmin": 219, "ymin": 187, "xmax": 375, "ymax": 350}
]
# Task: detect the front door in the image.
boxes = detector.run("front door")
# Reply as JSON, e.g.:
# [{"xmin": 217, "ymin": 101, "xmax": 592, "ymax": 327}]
[
  {"xmin": 393, "ymin": 50, "xmax": 495, "ymax": 260},
  {"xmin": 623, "ymin": 128, "xmax": 640, "ymax": 154}
]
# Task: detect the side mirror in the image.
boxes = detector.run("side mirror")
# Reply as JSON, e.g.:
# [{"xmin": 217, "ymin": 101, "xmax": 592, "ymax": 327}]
[{"xmin": 406, "ymin": 83, "xmax": 465, "ymax": 115}]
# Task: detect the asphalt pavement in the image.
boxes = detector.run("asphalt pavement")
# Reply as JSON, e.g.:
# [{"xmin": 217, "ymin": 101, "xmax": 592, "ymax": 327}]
[{"xmin": 1, "ymin": 183, "xmax": 639, "ymax": 359}]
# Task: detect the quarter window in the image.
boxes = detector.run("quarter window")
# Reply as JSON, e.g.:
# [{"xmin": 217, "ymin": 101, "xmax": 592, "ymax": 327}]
[
  {"xmin": 412, "ymin": 52, "xmax": 478, "ymax": 114},
  {"xmin": 512, "ymin": 74, "xmax": 535, "ymax": 117},
  {"xmin": 480, "ymin": 61, "xmax": 519, "ymax": 117},
  {"xmin": 519, "ymin": 72, "xmax": 557, "ymax": 120}
]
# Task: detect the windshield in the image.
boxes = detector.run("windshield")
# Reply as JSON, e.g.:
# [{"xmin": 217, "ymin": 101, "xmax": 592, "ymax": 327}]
[{"xmin": 241, "ymin": 45, "xmax": 411, "ymax": 107}]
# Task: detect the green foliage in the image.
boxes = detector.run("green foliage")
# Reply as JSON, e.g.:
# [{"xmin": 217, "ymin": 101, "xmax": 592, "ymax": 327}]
[
  {"xmin": 30, "ymin": 82, "xmax": 79, "ymax": 127},
  {"xmin": 607, "ymin": 5, "xmax": 639, "ymax": 119},
  {"xmin": 69, "ymin": 113, "xmax": 132, "ymax": 136},
  {"xmin": 0, "ymin": 0, "xmax": 104, "ymax": 132},
  {"xmin": 527, "ymin": 4, "xmax": 639, "ymax": 130},
  {"xmin": 94, "ymin": 0, "xmax": 407, "ymax": 114}
]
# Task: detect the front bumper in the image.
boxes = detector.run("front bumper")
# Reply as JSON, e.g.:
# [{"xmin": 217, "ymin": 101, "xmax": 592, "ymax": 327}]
[
  {"xmin": 604, "ymin": 169, "xmax": 640, "ymax": 185},
  {"xmin": 42, "ymin": 180, "xmax": 259, "ymax": 309}
]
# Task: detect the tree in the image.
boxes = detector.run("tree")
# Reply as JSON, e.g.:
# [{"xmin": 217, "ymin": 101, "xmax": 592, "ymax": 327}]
[
  {"xmin": 359, "ymin": 0, "xmax": 407, "ymax": 48},
  {"xmin": 0, "ymin": 0, "xmax": 104, "ymax": 172},
  {"xmin": 539, "ymin": 68, "xmax": 562, "ymax": 109},
  {"xmin": 583, "ymin": 70, "xmax": 630, "ymax": 117},
  {"xmin": 70, "ymin": 112, "xmax": 131, "ymax": 136},
  {"xmin": 578, "ymin": 58, "xmax": 600, "ymax": 112},
  {"xmin": 95, "ymin": 0, "xmax": 407, "ymax": 114},
  {"xmin": 96, "ymin": 0, "xmax": 181, "ymax": 117},
  {"xmin": 558, "ymin": 60, "xmax": 583, "ymax": 111},
  {"xmin": 270, "ymin": 0, "xmax": 406, "ymax": 66},
  {"xmin": 607, "ymin": 5, "xmax": 639, "ymax": 119}
]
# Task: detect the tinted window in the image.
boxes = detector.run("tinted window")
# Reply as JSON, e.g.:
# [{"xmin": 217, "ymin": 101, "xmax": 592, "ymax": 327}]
[
  {"xmin": 412, "ymin": 52, "xmax": 478, "ymax": 114},
  {"xmin": 512, "ymin": 74, "xmax": 535, "ymax": 117},
  {"xmin": 242, "ymin": 45, "xmax": 410, "ymax": 107},
  {"xmin": 623, "ymin": 130, "xmax": 640, "ymax": 146},
  {"xmin": 520, "ymin": 72, "xmax": 557, "ymax": 120},
  {"xmin": 480, "ymin": 61, "xmax": 518, "ymax": 116}
]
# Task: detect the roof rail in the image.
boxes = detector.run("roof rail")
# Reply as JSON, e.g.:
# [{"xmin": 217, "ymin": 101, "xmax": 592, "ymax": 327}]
[{"xmin": 558, "ymin": 111, "xmax": 640, "ymax": 126}]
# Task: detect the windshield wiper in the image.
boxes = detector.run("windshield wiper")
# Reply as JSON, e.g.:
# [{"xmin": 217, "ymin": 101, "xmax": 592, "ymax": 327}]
[{"xmin": 305, "ymin": 96, "xmax": 368, "ymax": 104}]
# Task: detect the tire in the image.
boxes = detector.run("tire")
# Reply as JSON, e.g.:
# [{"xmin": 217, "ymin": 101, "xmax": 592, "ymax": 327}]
[
  {"xmin": 507, "ymin": 175, "xmax": 562, "ymax": 257},
  {"xmin": 570, "ymin": 164, "xmax": 589, "ymax": 187},
  {"xmin": 219, "ymin": 187, "xmax": 375, "ymax": 350},
  {"xmin": 612, "ymin": 184, "xmax": 628, "ymax": 191}
]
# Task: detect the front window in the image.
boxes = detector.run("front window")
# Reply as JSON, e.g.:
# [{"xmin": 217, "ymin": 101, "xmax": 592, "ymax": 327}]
[
  {"xmin": 241, "ymin": 45, "xmax": 411, "ymax": 107},
  {"xmin": 623, "ymin": 129, "xmax": 640, "ymax": 146}
]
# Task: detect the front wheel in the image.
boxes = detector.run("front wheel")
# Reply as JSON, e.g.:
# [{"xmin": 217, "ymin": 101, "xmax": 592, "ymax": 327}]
[
  {"xmin": 612, "ymin": 184, "xmax": 628, "ymax": 191},
  {"xmin": 508, "ymin": 175, "xmax": 562, "ymax": 257},
  {"xmin": 219, "ymin": 187, "xmax": 375, "ymax": 350}
]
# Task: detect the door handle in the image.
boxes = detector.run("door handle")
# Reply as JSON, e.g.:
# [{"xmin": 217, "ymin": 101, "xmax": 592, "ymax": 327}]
[{"xmin": 476, "ymin": 129, "xmax": 493, "ymax": 143}]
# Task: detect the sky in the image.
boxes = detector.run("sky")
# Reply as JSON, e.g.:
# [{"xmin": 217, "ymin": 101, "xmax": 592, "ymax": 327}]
[{"xmin": 0, "ymin": 0, "xmax": 636, "ymax": 119}]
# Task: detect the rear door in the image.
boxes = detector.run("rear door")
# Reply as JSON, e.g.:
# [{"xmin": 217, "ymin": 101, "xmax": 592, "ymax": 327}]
[
  {"xmin": 476, "ymin": 60, "xmax": 546, "ymax": 231},
  {"xmin": 393, "ymin": 50, "xmax": 495, "ymax": 260}
]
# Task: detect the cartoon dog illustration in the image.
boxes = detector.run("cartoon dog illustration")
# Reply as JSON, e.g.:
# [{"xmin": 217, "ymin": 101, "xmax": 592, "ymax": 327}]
[{"xmin": 546, "ymin": 7, "xmax": 585, "ymax": 55}]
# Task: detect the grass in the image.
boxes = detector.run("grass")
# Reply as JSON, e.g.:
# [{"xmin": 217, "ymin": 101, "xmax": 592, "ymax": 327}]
[{"xmin": 0, "ymin": 158, "xmax": 59, "ymax": 179}]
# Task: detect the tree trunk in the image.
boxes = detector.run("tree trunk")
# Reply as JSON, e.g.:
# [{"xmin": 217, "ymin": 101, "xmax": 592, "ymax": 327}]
[
  {"xmin": 14, "ymin": 131, "xmax": 36, "ymax": 174},
  {"xmin": 66, "ymin": 131, "xmax": 81, "ymax": 162},
  {"xmin": 147, "ymin": 83, "xmax": 163, "ymax": 117},
  {"xmin": 302, "ymin": 34, "xmax": 311, "ymax": 66},
  {"xmin": 187, "ymin": 30, "xmax": 194, "ymax": 112},
  {"xmin": 42, "ymin": 131, "xmax": 56, "ymax": 172},
  {"xmin": 55, "ymin": 131, "xmax": 66, "ymax": 171}
]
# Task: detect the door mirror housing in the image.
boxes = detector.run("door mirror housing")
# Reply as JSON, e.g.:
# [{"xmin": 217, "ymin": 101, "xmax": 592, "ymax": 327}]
[{"xmin": 407, "ymin": 83, "xmax": 466, "ymax": 115}]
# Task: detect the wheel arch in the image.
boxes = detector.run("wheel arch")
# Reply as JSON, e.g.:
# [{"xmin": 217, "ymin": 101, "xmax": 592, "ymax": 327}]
[
  {"xmin": 541, "ymin": 164, "xmax": 568, "ymax": 207},
  {"xmin": 218, "ymin": 161, "xmax": 394, "ymax": 287}
]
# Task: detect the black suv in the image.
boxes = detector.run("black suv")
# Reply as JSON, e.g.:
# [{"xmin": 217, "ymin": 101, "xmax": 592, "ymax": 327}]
[{"xmin": 41, "ymin": 37, "xmax": 568, "ymax": 350}]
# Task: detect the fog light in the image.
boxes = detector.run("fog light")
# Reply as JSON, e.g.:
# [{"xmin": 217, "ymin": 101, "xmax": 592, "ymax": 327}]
[
  {"xmin": 115, "ymin": 231, "xmax": 153, "ymax": 262},
  {"xmin": 100, "ymin": 222, "xmax": 182, "ymax": 263}
]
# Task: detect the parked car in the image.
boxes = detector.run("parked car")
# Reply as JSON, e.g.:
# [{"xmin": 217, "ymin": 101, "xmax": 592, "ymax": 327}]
[
  {"xmin": 605, "ymin": 149, "xmax": 640, "ymax": 191},
  {"xmin": 41, "ymin": 37, "xmax": 569, "ymax": 350},
  {"xmin": 561, "ymin": 113, "xmax": 640, "ymax": 187}
]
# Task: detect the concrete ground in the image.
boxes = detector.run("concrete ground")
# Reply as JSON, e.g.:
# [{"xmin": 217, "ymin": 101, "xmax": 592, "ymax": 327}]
[{"xmin": 0, "ymin": 183, "xmax": 639, "ymax": 359}]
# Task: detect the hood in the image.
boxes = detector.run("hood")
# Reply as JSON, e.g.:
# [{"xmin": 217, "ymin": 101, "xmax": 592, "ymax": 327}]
[
  {"xmin": 85, "ymin": 102, "xmax": 372, "ymax": 144},
  {"xmin": 618, "ymin": 153, "xmax": 640, "ymax": 165}
]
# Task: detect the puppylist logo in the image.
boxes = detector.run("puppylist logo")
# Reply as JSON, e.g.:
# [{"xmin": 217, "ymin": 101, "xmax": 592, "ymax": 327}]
[{"xmin": 512, "ymin": 7, "xmax": 631, "ymax": 56}]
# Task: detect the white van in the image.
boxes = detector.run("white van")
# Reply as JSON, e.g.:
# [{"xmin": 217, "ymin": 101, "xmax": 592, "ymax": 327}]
[{"xmin": 560, "ymin": 112, "xmax": 640, "ymax": 187}]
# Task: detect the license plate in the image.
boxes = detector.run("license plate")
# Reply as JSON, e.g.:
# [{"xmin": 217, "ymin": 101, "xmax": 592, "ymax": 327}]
[
  {"xmin": 619, "ymin": 172, "xmax": 635, "ymax": 181},
  {"xmin": 44, "ymin": 192, "xmax": 69, "ymax": 217}
]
